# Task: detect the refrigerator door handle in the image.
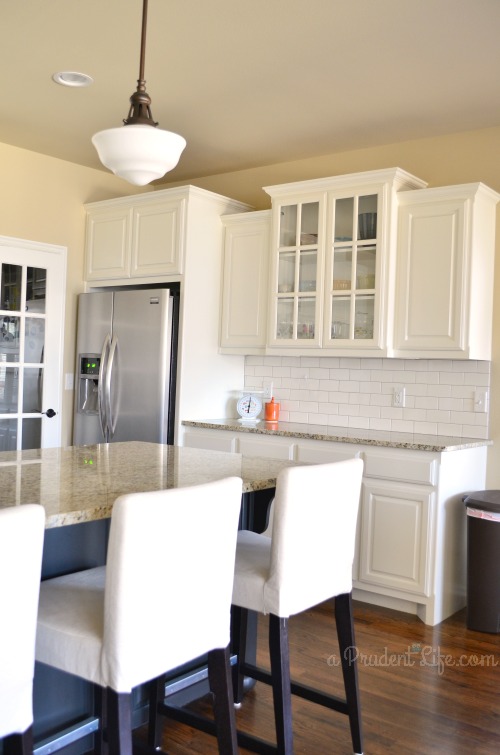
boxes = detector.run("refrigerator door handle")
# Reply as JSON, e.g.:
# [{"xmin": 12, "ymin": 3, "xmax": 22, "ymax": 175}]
[
  {"xmin": 106, "ymin": 335, "xmax": 119, "ymax": 438},
  {"xmin": 98, "ymin": 334, "xmax": 111, "ymax": 440}
]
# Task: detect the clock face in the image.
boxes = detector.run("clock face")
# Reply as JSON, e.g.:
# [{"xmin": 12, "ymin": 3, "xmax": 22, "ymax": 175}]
[{"xmin": 236, "ymin": 393, "xmax": 263, "ymax": 420}]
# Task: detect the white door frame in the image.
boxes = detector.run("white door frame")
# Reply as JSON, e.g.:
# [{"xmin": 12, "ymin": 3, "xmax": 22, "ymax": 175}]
[{"xmin": 0, "ymin": 235, "xmax": 67, "ymax": 449}]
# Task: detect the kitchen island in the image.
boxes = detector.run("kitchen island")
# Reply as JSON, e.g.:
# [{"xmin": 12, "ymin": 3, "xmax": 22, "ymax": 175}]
[{"xmin": 0, "ymin": 441, "xmax": 299, "ymax": 755}]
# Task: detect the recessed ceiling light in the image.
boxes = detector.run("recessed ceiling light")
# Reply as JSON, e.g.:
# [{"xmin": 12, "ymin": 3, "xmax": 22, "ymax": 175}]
[{"xmin": 52, "ymin": 71, "xmax": 94, "ymax": 87}]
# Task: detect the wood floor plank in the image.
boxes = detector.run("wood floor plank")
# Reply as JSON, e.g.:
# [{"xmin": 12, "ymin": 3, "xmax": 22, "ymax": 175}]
[{"xmin": 141, "ymin": 600, "xmax": 500, "ymax": 754}]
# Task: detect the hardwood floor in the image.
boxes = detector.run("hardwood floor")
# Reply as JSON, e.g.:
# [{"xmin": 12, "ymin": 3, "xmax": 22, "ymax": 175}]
[{"xmin": 143, "ymin": 600, "xmax": 500, "ymax": 754}]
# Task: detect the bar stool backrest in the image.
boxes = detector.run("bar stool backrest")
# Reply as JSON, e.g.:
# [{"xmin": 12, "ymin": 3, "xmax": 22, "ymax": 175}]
[
  {"xmin": 265, "ymin": 458, "xmax": 364, "ymax": 617},
  {"xmin": 102, "ymin": 477, "xmax": 243, "ymax": 691},
  {"xmin": 0, "ymin": 504, "xmax": 45, "ymax": 739}
]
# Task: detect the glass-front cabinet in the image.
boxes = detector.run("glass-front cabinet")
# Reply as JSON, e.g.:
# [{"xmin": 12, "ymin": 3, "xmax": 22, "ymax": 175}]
[
  {"xmin": 265, "ymin": 169, "xmax": 426, "ymax": 354},
  {"xmin": 274, "ymin": 198, "xmax": 323, "ymax": 345},
  {"xmin": 326, "ymin": 192, "xmax": 378, "ymax": 344}
]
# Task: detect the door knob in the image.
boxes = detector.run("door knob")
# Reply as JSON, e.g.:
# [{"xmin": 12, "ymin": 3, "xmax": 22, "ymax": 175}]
[{"xmin": 41, "ymin": 408, "xmax": 57, "ymax": 418}]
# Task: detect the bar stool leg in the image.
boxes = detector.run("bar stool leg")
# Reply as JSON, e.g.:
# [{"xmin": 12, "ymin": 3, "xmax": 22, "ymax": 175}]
[
  {"xmin": 3, "ymin": 727, "xmax": 33, "ymax": 755},
  {"xmin": 147, "ymin": 675, "xmax": 165, "ymax": 749},
  {"xmin": 207, "ymin": 646, "xmax": 238, "ymax": 755},
  {"xmin": 335, "ymin": 593, "xmax": 364, "ymax": 755},
  {"xmin": 230, "ymin": 605, "xmax": 248, "ymax": 704},
  {"xmin": 269, "ymin": 614, "xmax": 293, "ymax": 755},
  {"xmin": 106, "ymin": 689, "xmax": 133, "ymax": 755}
]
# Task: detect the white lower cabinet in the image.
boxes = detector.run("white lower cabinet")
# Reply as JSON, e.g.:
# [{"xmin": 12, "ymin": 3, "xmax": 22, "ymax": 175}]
[
  {"xmin": 359, "ymin": 479, "xmax": 433, "ymax": 596},
  {"xmin": 182, "ymin": 424, "xmax": 487, "ymax": 625}
]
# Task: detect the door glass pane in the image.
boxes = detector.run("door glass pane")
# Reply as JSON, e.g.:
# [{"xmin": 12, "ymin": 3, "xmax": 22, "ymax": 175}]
[
  {"xmin": 276, "ymin": 298, "xmax": 293, "ymax": 339},
  {"xmin": 354, "ymin": 297, "xmax": 374, "ymax": 339},
  {"xmin": 0, "ymin": 367, "xmax": 19, "ymax": 412},
  {"xmin": 358, "ymin": 194, "xmax": 378, "ymax": 240},
  {"xmin": 22, "ymin": 418, "xmax": 41, "ymax": 450},
  {"xmin": 356, "ymin": 246, "xmax": 376, "ymax": 289},
  {"xmin": 23, "ymin": 367, "xmax": 42, "ymax": 412},
  {"xmin": 331, "ymin": 298, "xmax": 351, "ymax": 339},
  {"xmin": 0, "ymin": 418, "xmax": 17, "ymax": 451},
  {"xmin": 279, "ymin": 205, "xmax": 297, "ymax": 246},
  {"xmin": 297, "ymin": 298, "xmax": 315, "ymax": 340},
  {"xmin": 333, "ymin": 246, "xmax": 352, "ymax": 290},
  {"xmin": 278, "ymin": 251, "xmax": 295, "ymax": 293},
  {"xmin": 26, "ymin": 267, "xmax": 47, "ymax": 314},
  {"xmin": 334, "ymin": 198, "xmax": 354, "ymax": 241},
  {"xmin": 0, "ymin": 316, "xmax": 20, "ymax": 360},
  {"xmin": 24, "ymin": 318, "xmax": 45, "ymax": 363},
  {"xmin": 300, "ymin": 202, "xmax": 319, "ymax": 243},
  {"xmin": 298, "ymin": 250, "xmax": 317, "ymax": 292},
  {"xmin": 0, "ymin": 264, "xmax": 22, "ymax": 311}
]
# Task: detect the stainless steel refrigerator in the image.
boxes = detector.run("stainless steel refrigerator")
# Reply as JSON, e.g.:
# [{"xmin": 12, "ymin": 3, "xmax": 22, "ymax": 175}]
[{"xmin": 73, "ymin": 288, "xmax": 178, "ymax": 445}]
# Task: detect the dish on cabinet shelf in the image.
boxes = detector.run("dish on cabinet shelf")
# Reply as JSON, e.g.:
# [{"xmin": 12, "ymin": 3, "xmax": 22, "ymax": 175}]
[
  {"xmin": 278, "ymin": 283, "xmax": 293, "ymax": 293},
  {"xmin": 357, "ymin": 274, "xmax": 375, "ymax": 289},
  {"xmin": 300, "ymin": 233, "xmax": 318, "ymax": 244},
  {"xmin": 333, "ymin": 279, "xmax": 351, "ymax": 290}
]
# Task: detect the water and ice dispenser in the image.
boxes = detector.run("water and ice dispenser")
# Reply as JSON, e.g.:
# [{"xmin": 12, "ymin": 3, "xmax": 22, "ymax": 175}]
[{"xmin": 77, "ymin": 354, "xmax": 100, "ymax": 414}]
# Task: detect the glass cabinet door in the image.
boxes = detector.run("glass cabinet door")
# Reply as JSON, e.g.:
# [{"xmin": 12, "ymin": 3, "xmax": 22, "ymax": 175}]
[
  {"xmin": 274, "ymin": 201, "xmax": 320, "ymax": 344},
  {"xmin": 327, "ymin": 193, "xmax": 378, "ymax": 343}
]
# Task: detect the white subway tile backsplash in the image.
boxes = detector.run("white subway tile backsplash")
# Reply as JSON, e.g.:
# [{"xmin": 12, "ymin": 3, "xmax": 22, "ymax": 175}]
[{"xmin": 248, "ymin": 356, "xmax": 491, "ymax": 439}]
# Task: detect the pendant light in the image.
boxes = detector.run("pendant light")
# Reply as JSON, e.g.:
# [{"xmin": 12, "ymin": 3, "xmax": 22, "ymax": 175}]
[{"xmin": 92, "ymin": 0, "xmax": 186, "ymax": 186}]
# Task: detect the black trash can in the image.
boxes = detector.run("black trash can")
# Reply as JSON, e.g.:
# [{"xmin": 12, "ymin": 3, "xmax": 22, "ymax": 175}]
[{"xmin": 464, "ymin": 490, "xmax": 500, "ymax": 633}]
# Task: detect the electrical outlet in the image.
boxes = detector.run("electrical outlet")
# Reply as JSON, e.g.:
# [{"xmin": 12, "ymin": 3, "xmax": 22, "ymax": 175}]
[
  {"xmin": 392, "ymin": 387, "xmax": 406, "ymax": 408},
  {"xmin": 474, "ymin": 388, "xmax": 489, "ymax": 413},
  {"xmin": 262, "ymin": 380, "xmax": 274, "ymax": 400}
]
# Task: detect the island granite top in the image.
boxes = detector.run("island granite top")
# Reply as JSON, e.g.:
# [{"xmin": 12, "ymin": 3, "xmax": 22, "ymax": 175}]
[
  {"xmin": 0, "ymin": 442, "xmax": 301, "ymax": 528},
  {"xmin": 182, "ymin": 419, "xmax": 492, "ymax": 452}
]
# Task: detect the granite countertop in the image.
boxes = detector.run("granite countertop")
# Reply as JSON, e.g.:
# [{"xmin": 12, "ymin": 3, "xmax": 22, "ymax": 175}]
[
  {"xmin": 182, "ymin": 418, "xmax": 492, "ymax": 452},
  {"xmin": 0, "ymin": 442, "xmax": 300, "ymax": 529}
]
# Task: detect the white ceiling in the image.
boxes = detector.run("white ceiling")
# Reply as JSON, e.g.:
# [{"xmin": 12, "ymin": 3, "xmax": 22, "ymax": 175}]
[{"xmin": 2, "ymin": 0, "xmax": 500, "ymax": 183}]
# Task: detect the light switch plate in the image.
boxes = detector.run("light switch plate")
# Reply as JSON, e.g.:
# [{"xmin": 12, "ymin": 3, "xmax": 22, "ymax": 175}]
[{"xmin": 474, "ymin": 388, "xmax": 489, "ymax": 413}]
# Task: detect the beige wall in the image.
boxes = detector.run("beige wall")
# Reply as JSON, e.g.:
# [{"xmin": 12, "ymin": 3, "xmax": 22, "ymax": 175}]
[
  {"xmin": 160, "ymin": 124, "xmax": 500, "ymax": 487},
  {"xmin": 0, "ymin": 142, "xmax": 151, "ymax": 446},
  {"xmin": 2, "ymin": 126, "xmax": 500, "ymax": 485}
]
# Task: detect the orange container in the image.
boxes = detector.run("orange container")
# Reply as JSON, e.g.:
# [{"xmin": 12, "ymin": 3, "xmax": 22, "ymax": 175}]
[{"xmin": 265, "ymin": 397, "xmax": 280, "ymax": 421}]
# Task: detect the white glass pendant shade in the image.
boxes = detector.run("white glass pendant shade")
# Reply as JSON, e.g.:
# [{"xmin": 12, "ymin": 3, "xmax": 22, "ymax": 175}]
[{"xmin": 92, "ymin": 124, "xmax": 186, "ymax": 186}]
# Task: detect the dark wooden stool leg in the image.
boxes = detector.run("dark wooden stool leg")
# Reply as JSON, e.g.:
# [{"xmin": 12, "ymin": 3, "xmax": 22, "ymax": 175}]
[
  {"xmin": 147, "ymin": 675, "xmax": 166, "ymax": 749},
  {"xmin": 335, "ymin": 592, "xmax": 364, "ymax": 755},
  {"xmin": 269, "ymin": 614, "xmax": 293, "ymax": 755},
  {"xmin": 3, "ymin": 727, "xmax": 33, "ymax": 755},
  {"xmin": 106, "ymin": 689, "xmax": 133, "ymax": 755},
  {"xmin": 93, "ymin": 684, "xmax": 108, "ymax": 755},
  {"xmin": 230, "ymin": 604, "xmax": 248, "ymax": 704},
  {"xmin": 208, "ymin": 646, "xmax": 238, "ymax": 755}
]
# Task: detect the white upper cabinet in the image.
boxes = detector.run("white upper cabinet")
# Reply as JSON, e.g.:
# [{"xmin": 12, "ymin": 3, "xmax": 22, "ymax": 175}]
[
  {"xmin": 394, "ymin": 183, "xmax": 500, "ymax": 359},
  {"xmin": 220, "ymin": 211, "xmax": 271, "ymax": 353},
  {"xmin": 85, "ymin": 190, "xmax": 187, "ymax": 282},
  {"xmin": 264, "ymin": 169, "xmax": 426, "ymax": 356}
]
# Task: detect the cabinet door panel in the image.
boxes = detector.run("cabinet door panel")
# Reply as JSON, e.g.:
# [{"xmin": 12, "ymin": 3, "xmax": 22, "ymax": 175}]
[
  {"xmin": 85, "ymin": 208, "xmax": 131, "ymax": 280},
  {"xmin": 359, "ymin": 480, "xmax": 433, "ymax": 596},
  {"xmin": 220, "ymin": 213, "xmax": 270, "ymax": 351},
  {"xmin": 132, "ymin": 198, "xmax": 185, "ymax": 277},
  {"xmin": 395, "ymin": 200, "xmax": 465, "ymax": 352},
  {"xmin": 183, "ymin": 431, "xmax": 236, "ymax": 453}
]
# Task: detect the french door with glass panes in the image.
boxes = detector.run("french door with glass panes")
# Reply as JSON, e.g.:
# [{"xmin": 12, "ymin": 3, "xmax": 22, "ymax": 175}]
[{"xmin": 0, "ymin": 237, "xmax": 66, "ymax": 450}]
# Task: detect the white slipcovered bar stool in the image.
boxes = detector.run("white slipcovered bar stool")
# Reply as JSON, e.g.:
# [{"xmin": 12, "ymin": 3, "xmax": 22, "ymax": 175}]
[
  {"xmin": 35, "ymin": 477, "xmax": 243, "ymax": 755},
  {"xmin": 231, "ymin": 459, "xmax": 364, "ymax": 755},
  {"xmin": 0, "ymin": 504, "xmax": 45, "ymax": 755}
]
